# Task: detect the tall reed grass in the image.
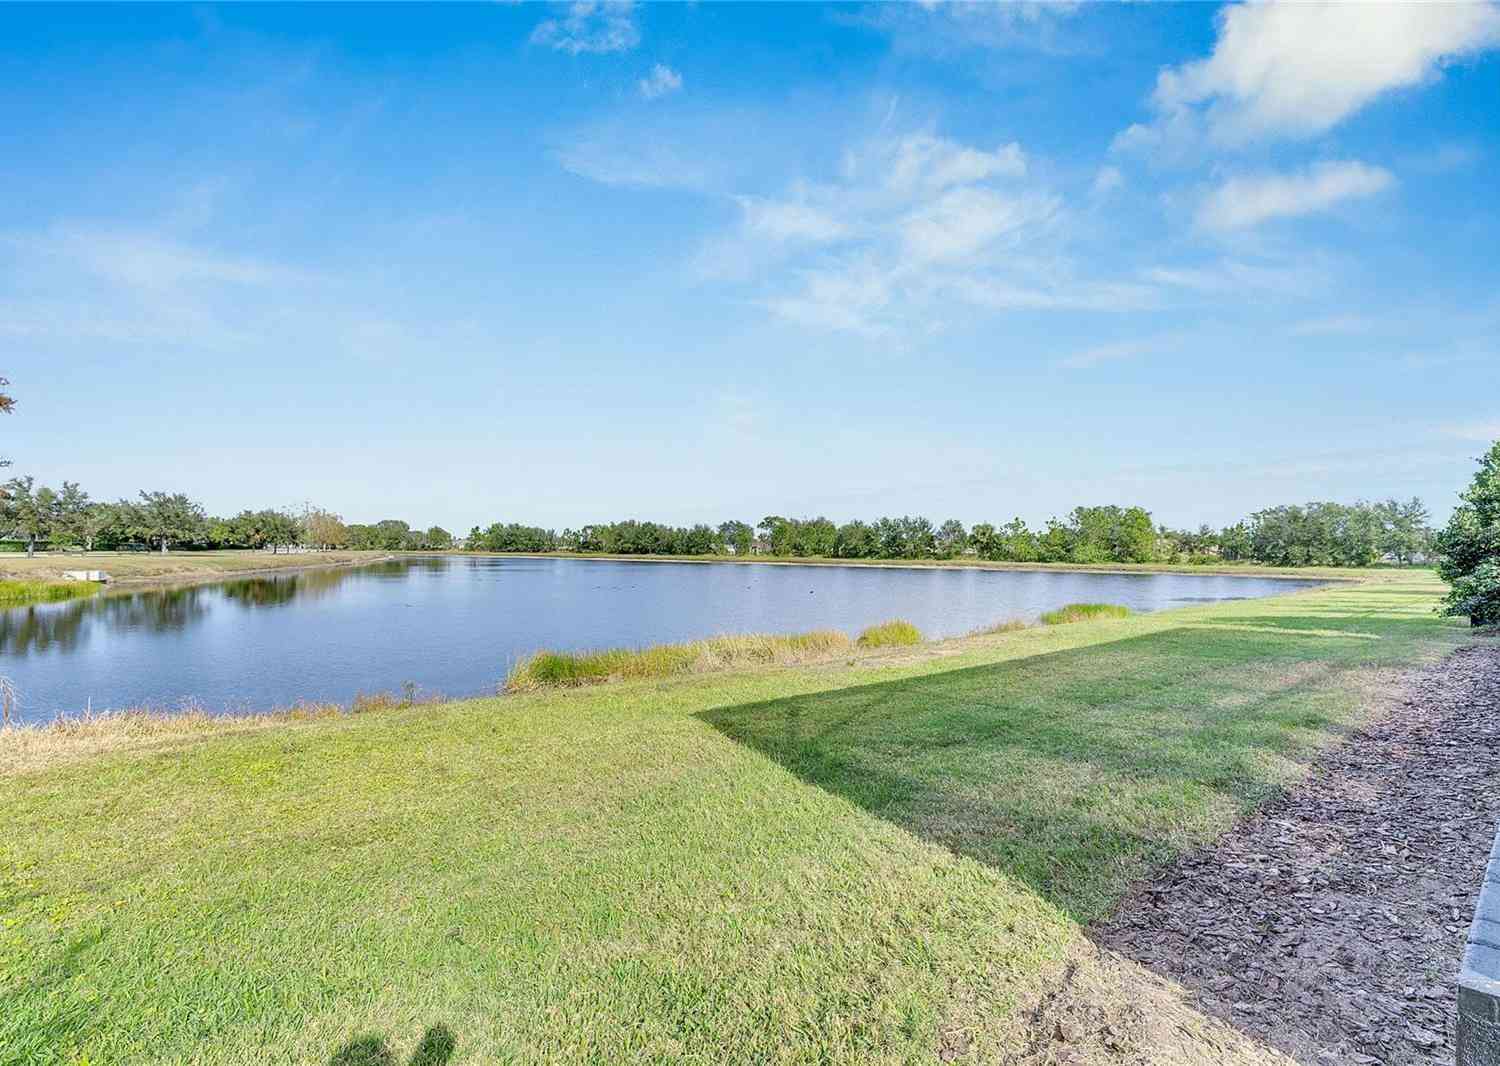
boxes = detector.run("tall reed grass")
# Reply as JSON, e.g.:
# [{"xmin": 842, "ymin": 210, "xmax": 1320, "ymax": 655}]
[
  {"xmin": 0, "ymin": 580, "xmax": 102, "ymax": 607},
  {"xmin": 855, "ymin": 619, "xmax": 924, "ymax": 647},
  {"xmin": 1039, "ymin": 603, "xmax": 1131, "ymax": 625},
  {"xmin": 505, "ymin": 630, "xmax": 852, "ymax": 692}
]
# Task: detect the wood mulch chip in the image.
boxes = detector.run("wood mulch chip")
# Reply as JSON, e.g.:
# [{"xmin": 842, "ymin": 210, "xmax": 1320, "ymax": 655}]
[{"xmin": 1086, "ymin": 639, "xmax": 1500, "ymax": 1065}]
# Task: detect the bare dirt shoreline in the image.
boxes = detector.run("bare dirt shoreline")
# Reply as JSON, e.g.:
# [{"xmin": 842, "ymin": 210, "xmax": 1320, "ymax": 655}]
[{"xmin": 1016, "ymin": 637, "xmax": 1500, "ymax": 1065}]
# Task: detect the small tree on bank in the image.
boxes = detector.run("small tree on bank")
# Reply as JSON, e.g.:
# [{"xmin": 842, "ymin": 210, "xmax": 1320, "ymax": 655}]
[
  {"xmin": 129, "ymin": 491, "xmax": 207, "ymax": 553},
  {"xmin": 2, "ymin": 476, "xmax": 59, "ymax": 556},
  {"xmin": 1437, "ymin": 441, "xmax": 1500, "ymax": 626}
]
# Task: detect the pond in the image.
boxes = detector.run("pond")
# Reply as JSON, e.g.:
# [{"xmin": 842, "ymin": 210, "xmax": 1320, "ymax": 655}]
[{"xmin": 0, "ymin": 556, "xmax": 1324, "ymax": 723}]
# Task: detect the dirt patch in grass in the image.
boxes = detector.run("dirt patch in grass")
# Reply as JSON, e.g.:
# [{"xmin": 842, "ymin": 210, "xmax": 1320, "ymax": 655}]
[
  {"xmin": 1005, "ymin": 941, "xmax": 1295, "ymax": 1064},
  {"xmin": 1020, "ymin": 636, "xmax": 1500, "ymax": 1065}
]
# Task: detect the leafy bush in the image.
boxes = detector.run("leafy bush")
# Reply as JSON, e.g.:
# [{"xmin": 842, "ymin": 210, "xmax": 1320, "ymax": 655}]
[
  {"xmin": 1039, "ymin": 603, "xmax": 1131, "ymax": 626},
  {"xmin": 1437, "ymin": 441, "xmax": 1500, "ymax": 625},
  {"xmin": 855, "ymin": 620, "xmax": 924, "ymax": 647},
  {"xmin": 1441, "ymin": 559, "xmax": 1500, "ymax": 627}
]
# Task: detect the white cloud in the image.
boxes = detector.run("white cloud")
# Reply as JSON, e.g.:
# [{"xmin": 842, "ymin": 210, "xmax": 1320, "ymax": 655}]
[
  {"xmin": 883, "ymin": 133, "xmax": 1026, "ymax": 192},
  {"xmin": 638, "ymin": 63, "xmax": 682, "ymax": 100},
  {"xmin": 1287, "ymin": 313, "xmax": 1373, "ymax": 337},
  {"xmin": 899, "ymin": 185, "xmax": 1059, "ymax": 262},
  {"xmin": 700, "ymin": 130, "xmax": 1145, "ymax": 335},
  {"xmin": 856, "ymin": 1, "xmax": 1086, "ymax": 58},
  {"xmin": 1443, "ymin": 420, "xmax": 1500, "ymax": 443},
  {"xmin": 1196, "ymin": 161, "xmax": 1394, "ymax": 231},
  {"xmin": 1057, "ymin": 335, "xmax": 1173, "ymax": 370},
  {"xmin": 1091, "ymin": 165, "xmax": 1123, "ymax": 197},
  {"xmin": 531, "ymin": 2, "xmax": 640, "ymax": 55},
  {"xmin": 1122, "ymin": 0, "xmax": 1500, "ymax": 149},
  {"xmin": 736, "ymin": 197, "xmax": 849, "ymax": 244}
]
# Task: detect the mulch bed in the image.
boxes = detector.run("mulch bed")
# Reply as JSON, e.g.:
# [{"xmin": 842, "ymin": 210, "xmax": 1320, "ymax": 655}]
[{"xmin": 1092, "ymin": 638, "xmax": 1500, "ymax": 1065}]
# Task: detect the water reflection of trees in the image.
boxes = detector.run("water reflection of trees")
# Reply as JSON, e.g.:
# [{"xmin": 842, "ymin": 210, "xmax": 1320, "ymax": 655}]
[
  {"xmin": 219, "ymin": 564, "xmax": 369, "ymax": 609},
  {"xmin": 0, "ymin": 585, "xmax": 211, "ymax": 656},
  {"xmin": 0, "ymin": 560, "xmax": 430, "ymax": 657}
]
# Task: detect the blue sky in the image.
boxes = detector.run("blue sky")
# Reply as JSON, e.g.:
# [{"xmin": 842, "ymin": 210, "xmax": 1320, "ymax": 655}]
[{"xmin": 4, "ymin": 2, "xmax": 1499, "ymax": 531}]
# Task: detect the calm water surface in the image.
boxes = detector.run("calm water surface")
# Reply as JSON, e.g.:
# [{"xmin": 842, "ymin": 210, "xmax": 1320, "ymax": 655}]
[{"xmin": 1, "ymin": 556, "xmax": 1322, "ymax": 722}]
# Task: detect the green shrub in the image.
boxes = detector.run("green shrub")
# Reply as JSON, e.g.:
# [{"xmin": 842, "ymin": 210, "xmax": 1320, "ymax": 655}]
[
  {"xmin": 1441, "ymin": 559, "xmax": 1500, "ymax": 626},
  {"xmin": 1039, "ymin": 603, "xmax": 1131, "ymax": 626},
  {"xmin": 855, "ymin": 620, "xmax": 923, "ymax": 647}
]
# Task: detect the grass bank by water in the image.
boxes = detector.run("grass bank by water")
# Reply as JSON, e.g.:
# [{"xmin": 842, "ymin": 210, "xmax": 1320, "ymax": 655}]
[
  {"xmin": 1040, "ymin": 602, "xmax": 1132, "ymax": 625},
  {"xmin": 0, "ymin": 570, "xmax": 1472, "ymax": 1063},
  {"xmin": 856, "ymin": 618, "xmax": 924, "ymax": 647},
  {"xmin": 0, "ymin": 579, "xmax": 101, "ymax": 607},
  {"xmin": 505, "ymin": 629, "xmax": 851, "ymax": 691},
  {"xmin": 0, "ymin": 549, "xmax": 389, "ymax": 585}
]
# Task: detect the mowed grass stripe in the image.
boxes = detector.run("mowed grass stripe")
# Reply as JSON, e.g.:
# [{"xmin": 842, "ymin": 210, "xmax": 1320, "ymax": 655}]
[{"xmin": 0, "ymin": 570, "xmax": 1469, "ymax": 1064}]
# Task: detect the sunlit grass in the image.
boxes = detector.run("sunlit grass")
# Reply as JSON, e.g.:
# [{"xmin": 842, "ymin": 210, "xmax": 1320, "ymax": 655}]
[
  {"xmin": 0, "ymin": 571, "xmax": 1472, "ymax": 1063},
  {"xmin": 1040, "ymin": 602, "xmax": 1131, "ymax": 625},
  {"xmin": 855, "ymin": 619, "xmax": 924, "ymax": 647},
  {"xmin": 504, "ymin": 629, "xmax": 852, "ymax": 691},
  {"xmin": 0, "ymin": 579, "xmax": 101, "ymax": 607}
]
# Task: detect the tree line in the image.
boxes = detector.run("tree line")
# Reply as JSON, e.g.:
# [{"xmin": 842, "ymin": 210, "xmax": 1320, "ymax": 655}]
[
  {"xmin": 0, "ymin": 472, "xmax": 1434, "ymax": 569},
  {"xmin": 0, "ymin": 478, "xmax": 454, "ymax": 557},
  {"xmin": 467, "ymin": 499, "xmax": 1433, "ymax": 567}
]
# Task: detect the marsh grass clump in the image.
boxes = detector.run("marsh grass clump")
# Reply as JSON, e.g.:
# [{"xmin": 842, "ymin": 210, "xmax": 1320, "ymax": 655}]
[
  {"xmin": 855, "ymin": 619, "xmax": 923, "ymax": 648},
  {"xmin": 505, "ymin": 630, "xmax": 852, "ymax": 692},
  {"xmin": 970, "ymin": 619, "xmax": 1029, "ymax": 637},
  {"xmin": 0, "ymin": 580, "xmax": 102, "ymax": 607},
  {"xmin": 1039, "ymin": 603, "xmax": 1131, "ymax": 626}
]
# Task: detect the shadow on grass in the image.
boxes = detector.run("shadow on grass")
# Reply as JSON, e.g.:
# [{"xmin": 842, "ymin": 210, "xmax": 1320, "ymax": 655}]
[
  {"xmin": 699, "ymin": 614, "xmax": 1460, "ymax": 924},
  {"xmin": 330, "ymin": 1025, "xmax": 456, "ymax": 1066}
]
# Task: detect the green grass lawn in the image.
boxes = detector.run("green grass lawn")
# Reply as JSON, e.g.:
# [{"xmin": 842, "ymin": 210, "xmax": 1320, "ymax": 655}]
[{"xmin": 0, "ymin": 571, "xmax": 1472, "ymax": 1064}]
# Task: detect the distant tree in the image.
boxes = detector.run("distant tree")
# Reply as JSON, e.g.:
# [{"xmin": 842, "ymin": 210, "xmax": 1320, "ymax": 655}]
[
  {"xmin": 1437, "ymin": 441, "xmax": 1500, "ymax": 625},
  {"xmin": 935, "ymin": 519, "xmax": 968, "ymax": 558},
  {"xmin": 1218, "ymin": 521, "xmax": 1251, "ymax": 562},
  {"xmin": 372, "ymin": 519, "xmax": 411, "ymax": 552},
  {"xmin": 304, "ymin": 509, "xmax": 350, "ymax": 550},
  {"xmin": 993, "ymin": 518, "xmax": 1038, "ymax": 562},
  {"xmin": 1376, "ymin": 497, "xmax": 1431, "ymax": 566},
  {"xmin": 262, "ymin": 509, "xmax": 302, "ymax": 552},
  {"xmin": 131, "ymin": 491, "xmax": 207, "ymax": 553},
  {"xmin": 833, "ymin": 519, "xmax": 875, "ymax": 559},
  {"xmin": 718, "ymin": 520, "xmax": 753, "ymax": 556},
  {"xmin": 2, "ymin": 476, "xmax": 59, "ymax": 556},
  {"xmin": 53, "ymin": 481, "xmax": 91, "ymax": 548},
  {"xmin": 75, "ymin": 502, "xmax": 122, "ymax": 551},
  {"xmin": 424, "ymin": 526, "xmax": 453, "ymax": 551}
]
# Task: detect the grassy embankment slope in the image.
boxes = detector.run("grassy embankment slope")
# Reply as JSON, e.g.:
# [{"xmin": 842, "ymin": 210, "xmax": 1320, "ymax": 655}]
[
  {"xmin": 1, "ymin": 569, "xmax": 1472, "ymax": 1064},
  {"xmin": 0, "ymin": 549, "xmax": 388, "ymax": 586}
]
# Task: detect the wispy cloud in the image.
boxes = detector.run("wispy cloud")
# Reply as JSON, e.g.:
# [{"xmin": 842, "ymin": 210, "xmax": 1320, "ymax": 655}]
[
  {"xmin": 1288, "ymin": 314, "xmax": 1373, "ymax": 337},
  {"xmin": 638, "ymin": 63, "xmax": 682, "ymax": 100},
  {"xmin": 8, "ymin": 226, "xmax": 316, "ymax": 291},
  {"xmin": 1057, "ymin": 334, "xmax": 1175, "ymax": 370},
  {"xmin": 531, "ymin": 2, "xmax": 639, "ymax": 56},
  {"xmin": 1443, "ymin": 420, "xmax": 1500, "ymax": 444},
  {"xmin": 1196, "ymin": 161, "xmax": 1394, "ymax": 231},
  {"xmin": 855, "ymin": 1, "xmax": 1087, "ymax": 58},
  {"xmin": 1091, "ymin": 165, "xmax": 1123, "ymax": 198},
  {"xmin": 1115, "ymin": 0, "xmax": 1500, "ymax": 152}
]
